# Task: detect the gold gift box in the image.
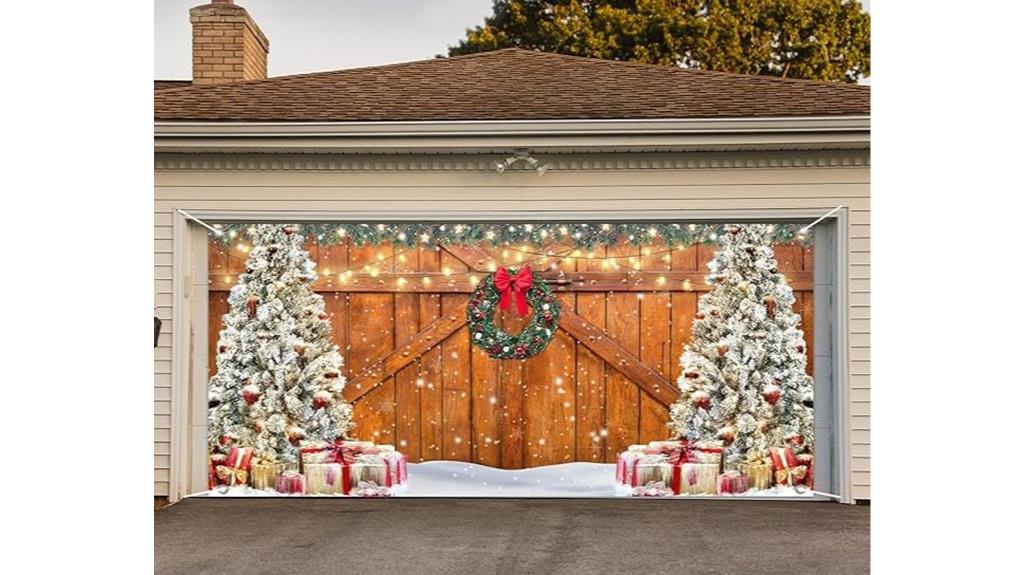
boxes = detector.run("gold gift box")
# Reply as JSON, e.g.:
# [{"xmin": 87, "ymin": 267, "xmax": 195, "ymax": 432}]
[
  {"xmin": 306, "ymin": 463, "xmax": 344, "ymax": 495},
  {"xmin": 677, "ymin": 463, "xmax": 718, "ymax": 495},
  {"xmin": 250, "ymin": 463, "xmax": 286, "ymax": 491},
  {"xmin": 739, "ymin": 462, "xmax": 772, "ymax": 491}
]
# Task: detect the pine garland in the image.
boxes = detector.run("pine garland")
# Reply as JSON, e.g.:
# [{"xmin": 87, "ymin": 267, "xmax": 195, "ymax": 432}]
[{"xmin": 210, "ymin": 222, "xmax": 809, "ymax": 250}]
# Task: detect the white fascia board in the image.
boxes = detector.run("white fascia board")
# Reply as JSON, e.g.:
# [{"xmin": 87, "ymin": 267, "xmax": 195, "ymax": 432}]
[{"xmin": 154, "ymin": 116, "xmax": 869, "ymax": 153}]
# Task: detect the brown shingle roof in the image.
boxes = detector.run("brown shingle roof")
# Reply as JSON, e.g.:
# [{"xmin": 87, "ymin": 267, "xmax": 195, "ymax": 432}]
[
  {"xmin": 155, "ymin": 80, "xmax": 192, "ymax": 91},
  {"xmin": 154, "ymin": 48, "xmax": 869, "ymax": 122}
]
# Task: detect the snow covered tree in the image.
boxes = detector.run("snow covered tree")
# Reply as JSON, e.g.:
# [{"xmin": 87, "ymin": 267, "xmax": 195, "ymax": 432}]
[
  {"xmin": 668, "ymin": 224, "xmax": 814, "ymax": 467},
  {"xmin": 208, "ymin": 224, "xmax": 353, "ymax": 464}
]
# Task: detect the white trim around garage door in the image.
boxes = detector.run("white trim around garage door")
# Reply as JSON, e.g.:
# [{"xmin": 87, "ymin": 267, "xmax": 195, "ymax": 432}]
[{"xmin": 169, "ymin": 207, "xmax": 850, "ymax": 502}]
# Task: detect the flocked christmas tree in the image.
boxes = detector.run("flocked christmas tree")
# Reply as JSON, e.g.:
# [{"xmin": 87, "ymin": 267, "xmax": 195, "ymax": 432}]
[
  {"xmin": 668, "ymin": 224, "xmax": 814, "ymax": 467},
  {"xmin": 208, "ymin": 224, "xmax": 353, "ymax": 464}
]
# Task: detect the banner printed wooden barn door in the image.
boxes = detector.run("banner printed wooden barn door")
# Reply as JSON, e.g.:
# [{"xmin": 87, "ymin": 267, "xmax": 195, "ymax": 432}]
[{"xmin": 208, "ymin": 237, "xmax": 814, "ymax": 468}]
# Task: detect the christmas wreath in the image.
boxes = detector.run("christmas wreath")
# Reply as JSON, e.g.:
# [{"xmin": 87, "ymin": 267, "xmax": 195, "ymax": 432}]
[{"xmin": 467, "ymin": 265, "xmax": 561, "ymax": 360}]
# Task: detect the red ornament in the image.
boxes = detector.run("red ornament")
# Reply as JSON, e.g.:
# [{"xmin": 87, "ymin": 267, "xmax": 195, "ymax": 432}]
[
  {"xmin": 313, "ymin": 390, "xmax": 333, "ymax": 410},
  {"xmin": 287, "ymin": 425, "xmax": 307, "ymax": 444},
  {"xmin": 796, "ymin": 344, "xmax": 805, "ymax": 354},
  {"xmin": 293, "ymin": 343, "xmax": 307, "ymax": 356},
  {"xmin": 219, "ymin": 433, "xmax": 237, "ymax": 446},
  {"xmin": 695, "ymin": 311, "xmax": 706, "ymax": 320},
  {"xmin": 716, "ymin": 344, "xmax": 729, "ymax": 358},
  {"xmin": 219, "ymin": 344, "xmax": 228, "ymax": 354},
  {"xmin": 684, "ymin": 371, "xmax": 700, "ymax": 380},
  {"xmin": 318, "ymin": 312, "xmax": 329, "ymax": 320},
  {"xmin": 242, "ymin": 384, "xmax": 261, "ymax": 405},
  {"xmin": 283, "ymin": 226, "xmax": 298, "ymax": 235},
  {"xmin": 717, "ymin": 426, "xmax": 736, "ymax": 444},
  {"xmin": 691, "ymin": 391, "xmax": 711, "ymax": 410},
  {"xmin": 763, "ymin": 296, "xmax": 777, "ymax": 318},
  {"xmin": 786, "ymin": 433, "xmax": 804, "ymax": 446},
  {"xmin": 728, "ymin": 226, "xmax": 740, "ymax": 235},
  {"xmin": 246, "ymin": 295, "xmax": 260, "ymax": 318},
  {"xmin": 762, "ymin": 384, "xmax": 782, "ymax": 406},
  {"xmin": 323, "ymin": 371, "xmax": 340, "ymax": 379}
]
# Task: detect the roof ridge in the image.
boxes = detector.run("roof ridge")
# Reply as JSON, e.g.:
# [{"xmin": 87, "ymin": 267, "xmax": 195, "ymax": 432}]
[
  {"xmin": 157, "ymin": 48, "xmax": 528, "ymax": 93},
  {"xmin": 504, "ymin": 48, "xmax": 868, "ymax": 89}
]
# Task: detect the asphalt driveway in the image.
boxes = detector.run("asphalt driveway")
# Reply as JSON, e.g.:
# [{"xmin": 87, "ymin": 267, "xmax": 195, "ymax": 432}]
[{"xmin": 155, "ymin": 498, "xmax": 868, "ymax": 575}]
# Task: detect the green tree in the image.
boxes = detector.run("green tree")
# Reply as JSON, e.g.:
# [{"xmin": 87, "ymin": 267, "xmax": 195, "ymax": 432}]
[{"xmin": 449, "ymin": 0, "xmax": 870, "ymax": 82}]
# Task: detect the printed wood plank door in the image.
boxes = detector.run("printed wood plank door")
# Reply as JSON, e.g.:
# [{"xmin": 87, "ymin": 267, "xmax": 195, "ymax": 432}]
[{"xmin": 208, "ymin": 238, "xmax": 814, "ymax": 468}]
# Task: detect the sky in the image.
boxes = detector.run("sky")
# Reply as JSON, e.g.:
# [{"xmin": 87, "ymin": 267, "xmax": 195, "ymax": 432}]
[
  {"xmin": 155, "ymin": 0, "xmax": 495, "ymax": 79},
  {"xmin": 155, "ymin": 0, "xmax": 870, "ymax": 80}
]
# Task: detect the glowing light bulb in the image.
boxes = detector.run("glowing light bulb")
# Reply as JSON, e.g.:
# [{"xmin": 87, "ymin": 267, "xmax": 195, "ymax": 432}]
[
  {"xmin": 398, "ymin": 232, "xmax": 407, "ymax": 241},
  {"xmin": 540, "ymin": 230, "xmax": 549, "ymax": 239},
  {"xmin": 397, "ymin": 277, "xmax": 407, "ymax": 288},
  {"xmin": 377, "ymin": 224, "xmax": 386, "ymax": 231},
  {"xmin": 649, "ymin": 228, "xmax": 658, "ymax": 237},
  {"xmin": 337, "ymin": 228, "xmax": 347, "ymax": 237},
  {"xmin": 656, "ymin": 276, "xmax": 667, "ymax": 286},
  {"xmin": 559, "ymin": 226, "xmax": 568, "ymax": 236},
  {"xmin": 421, "ymin": 233, "xmax": 431, "ymax": 242},
  {"xmin": 524, "ymin": 224, "xmax": 534, "ymax": 232},
  {"xmin": 485, "ymin": 230, "xmax": 496, "ymax": 240},
  {"xmin": 469, "ymin": 275, "xmax": 480, "ymax": 286},
  {"xmin": 487, "ymin": 262, "xmax": 497, "ymax": 272},
  {"xmin": 369, "ymin": 267, "xmax": 380, "ymax": 278},
  {"xmin": 601, "ymin": 223, "xmax": 611, "ymax": 231},
  {"xmin": 422, "ymin": 276, "xmax": 432, "ymax": 286},
  {"xmin": 223, "ymin": 276, "xmax": 232, "ymax": 284},
  {"xmin": 442, "ymin": 267, "xmax": 452, "ymax": 277}
]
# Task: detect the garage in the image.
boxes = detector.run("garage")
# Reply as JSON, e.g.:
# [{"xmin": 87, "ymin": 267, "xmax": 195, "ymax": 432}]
[{"xmin": 155, "ymin": 48, "xmax": 869, "ymax": 504}]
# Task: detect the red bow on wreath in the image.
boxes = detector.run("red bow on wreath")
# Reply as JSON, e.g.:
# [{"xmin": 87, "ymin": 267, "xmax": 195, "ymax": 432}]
[{"xmin": 494, "ymin": 265, "xmax": 533, "ymax": 317}]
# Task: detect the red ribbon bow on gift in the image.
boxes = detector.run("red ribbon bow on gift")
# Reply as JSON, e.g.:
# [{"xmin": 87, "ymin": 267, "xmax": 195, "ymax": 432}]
[{"xmin": 494, "ymin": 265, "xmax": 533, "ymax": 317}]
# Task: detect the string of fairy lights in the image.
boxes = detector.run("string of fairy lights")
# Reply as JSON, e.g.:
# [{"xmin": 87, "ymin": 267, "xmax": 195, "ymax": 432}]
[
  {"xmin": 209, "ymin": 222, "xmax": 809, "ymax": 291},
  {"xmin": 209, "ymin": 222, "xmax": 809, "ymax": 250}
]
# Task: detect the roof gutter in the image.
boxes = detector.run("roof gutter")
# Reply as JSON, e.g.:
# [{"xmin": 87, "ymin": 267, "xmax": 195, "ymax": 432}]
[{"xmin": 154, "ymin": 116, "xmax": 869, "ymax": 153}]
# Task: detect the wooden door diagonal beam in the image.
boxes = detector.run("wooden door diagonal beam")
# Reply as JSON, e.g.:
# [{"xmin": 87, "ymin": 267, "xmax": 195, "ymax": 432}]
[
  {"xmin": 343, "ymin": 312, "xmax": 467, "ymax": 402},
  {"xmin": 558, "ymin": 309, "xmax": 681, "ymax": 408},
  {"xmin": 439, "ymin": 244, "xmax": 493, "ymax": 272}
]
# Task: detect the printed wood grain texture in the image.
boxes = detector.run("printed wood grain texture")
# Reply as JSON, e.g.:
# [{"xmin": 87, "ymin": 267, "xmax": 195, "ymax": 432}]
[{"xmin": 207, "ymin": 237, "xmax": 814, "ymax": 468}]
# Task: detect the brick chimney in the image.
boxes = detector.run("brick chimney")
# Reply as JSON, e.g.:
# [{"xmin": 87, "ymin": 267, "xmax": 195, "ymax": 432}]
[{"xmin": 190, "ymin": 0, "xmax": 269, "ymax": 85}]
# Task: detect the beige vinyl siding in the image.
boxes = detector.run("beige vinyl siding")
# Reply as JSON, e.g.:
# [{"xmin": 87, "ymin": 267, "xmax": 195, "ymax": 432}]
[
  {"xmin": 154, "ymin": 211, "xmax": 174, "ymax": 496},
  {"xmin": 155, "ymin": 156, "xmax": 869, "ymax": 500}
]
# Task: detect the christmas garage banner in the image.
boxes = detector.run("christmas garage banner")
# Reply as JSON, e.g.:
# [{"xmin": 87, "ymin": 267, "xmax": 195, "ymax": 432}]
[{"xmin": 203, "ymin": 222, "xmax": 816, "ymax": 497}]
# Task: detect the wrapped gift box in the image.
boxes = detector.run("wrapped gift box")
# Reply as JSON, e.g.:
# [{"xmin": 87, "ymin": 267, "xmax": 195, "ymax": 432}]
[
  {"xmin": 214, "ymin": 447, "xmax": 253, "ymax": 487},
  {"xmin": 306, "ymin": 463, "xmax": 346, "ymax": 495},
  {"xmin": 738, "ymin": 462, "xmax": 772, "ymax": 491},
  {"xmin": 633, "ymin": 456, "xmax": 672, "ymax": 488},
  {"xmin": 717, "ymin": 470, "xmax": 749, "ymax": 495},
  {"xmin": 374, "ymin": 447, "xmax": 408, "ymax": 486},
  {"xmin": 208, "ymin": 454, "xmax": 226, "ymax": 490},
  {"xmin": 770, "ymin": 446, "xmax": 811, "ymax": 487},
  {"xmin": 674, "ymin": 463, "xmax": 718, "ymax": 495},
  {"xmin": 352, "ymin": 454, "xmax": 392, "ymax": 489},
  {"xmin": 275, "ymin": 470, "xmax": 306, "ymax": 495},
  {"xmin": 250, "ymin": 462, "xmax": 286, "ymax": 491}
]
